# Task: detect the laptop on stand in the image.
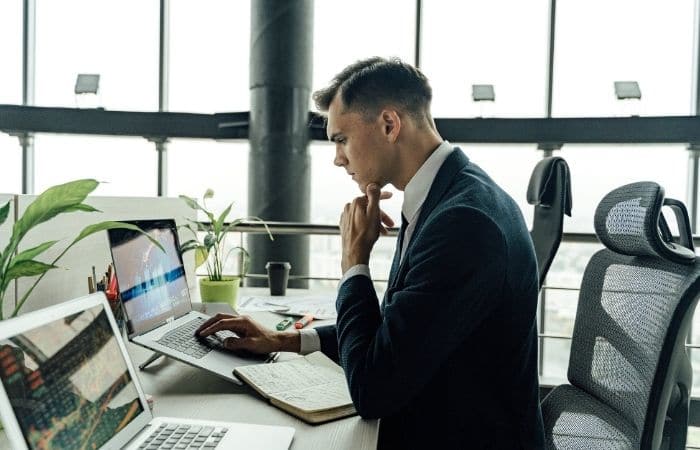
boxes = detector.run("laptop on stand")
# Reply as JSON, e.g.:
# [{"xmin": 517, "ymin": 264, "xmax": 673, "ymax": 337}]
[
  {"xmin": 106, "ymin": 219, "xmax": 271, "ymax": 385},
  {"xmin": 0, "ymin": 293, "xmax": 294, "ymax": 449}
]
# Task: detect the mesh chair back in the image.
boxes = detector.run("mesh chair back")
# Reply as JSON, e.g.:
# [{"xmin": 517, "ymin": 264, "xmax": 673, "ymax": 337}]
[
  {"xmin": 543, "ymin": 181, "xmax": 700, "ymax": 449},
  {"xmin": 569, "ymin": 252, "xmax": 695, "ymax": 441}
]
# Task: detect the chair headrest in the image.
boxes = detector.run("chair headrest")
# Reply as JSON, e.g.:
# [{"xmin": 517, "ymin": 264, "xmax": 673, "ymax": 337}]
[
  {"xmin": 526, "ymin": 156, "xmax": 572, "ymax": 216},
  {"xmin": 594, "ymin": 181, "xmax": 696, "ymax": 264}
]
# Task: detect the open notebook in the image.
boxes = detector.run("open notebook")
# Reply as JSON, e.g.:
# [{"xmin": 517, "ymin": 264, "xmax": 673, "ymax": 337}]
[{"xmin": 234, "ymin": 352, "xmax": 357, "ymax": 424}]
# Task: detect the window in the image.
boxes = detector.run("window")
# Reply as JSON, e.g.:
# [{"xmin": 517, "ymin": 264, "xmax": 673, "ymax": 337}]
[
  {"xmin": 421, "ymin": 0, "xmax": 549, "ymax": 118},
  {"xmin": 167, "ymin": 140, "xmax": 249, "ymax": 219},
  {"xmin": 0, "ymin": 0, "xmax": 22, "ymax": 104},
  {"xmin": 553, "ymin": 0, "xmax": 694, "ymax": 117},
  {"xmin": 35, "ymin": 0, "xmax": 159, "ymax": 111},
  {"xmin": 34, "ymin": 135, "xmax": 156, "ymax": 196},
  {"xmin": 0, "ymin": 134, "xmax": 22, "ymax": 193},
  {"xmin": 541, "ymin": 242, "xmax": 602, "ymax": 379},
  {"xmin": 558, "ymin": 144, "xmax": 688, "ymax": 233},
  {"xmin": 169, "ymin": 1, "xmax": 251, "ymax": 113},
  {"xmin": 313, "ymin": 0, "xmax": 415, "ymax": 101}
]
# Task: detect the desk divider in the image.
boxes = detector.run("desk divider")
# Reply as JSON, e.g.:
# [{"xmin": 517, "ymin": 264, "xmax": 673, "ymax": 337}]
[
  {"xmin": 0, "ymin": 194, "xmax": 15, "ymax": 318},
  {"xmin": 13, "ymin": 196, "xmax": 196, "ymax": 315}
]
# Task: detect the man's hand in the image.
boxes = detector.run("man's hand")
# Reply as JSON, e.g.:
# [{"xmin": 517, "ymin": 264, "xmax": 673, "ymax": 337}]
[
  {"xmin": 195, "ymin": 314, "xmax": 300, "ymax": 354},
  {"xmin": 340, "ymin": 183, "xmax": 395, "ymax": 273}
]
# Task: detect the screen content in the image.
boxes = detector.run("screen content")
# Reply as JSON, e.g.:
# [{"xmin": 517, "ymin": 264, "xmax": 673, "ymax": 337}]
[
  {"xmin": 0, "ymin": 305, "xmax": 144, "ymax": 449},
  {"xmin": 109, "ymin": 223, "xmax": 190, "ymax": 335}
]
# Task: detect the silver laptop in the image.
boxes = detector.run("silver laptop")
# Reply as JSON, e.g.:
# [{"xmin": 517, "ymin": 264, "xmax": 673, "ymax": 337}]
[
  {"xmin": 107, "ymin": 219, "xmax": 268, "ymax": 385},
  {"xmin": 0, "ymin": 293, "xmax": 295, "ymax": 450}
]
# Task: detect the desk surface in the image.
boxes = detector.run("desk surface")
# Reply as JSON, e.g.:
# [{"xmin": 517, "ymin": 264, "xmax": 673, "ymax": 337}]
[{"xmin": 0, "ymin": 288, "xmax": 379, "ymax": 450}]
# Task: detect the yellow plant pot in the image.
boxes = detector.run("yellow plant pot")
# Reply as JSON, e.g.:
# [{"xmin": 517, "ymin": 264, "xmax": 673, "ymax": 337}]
[{"xmin": 199, "ymin": 277, "xmax": 241, "ymax": 310}]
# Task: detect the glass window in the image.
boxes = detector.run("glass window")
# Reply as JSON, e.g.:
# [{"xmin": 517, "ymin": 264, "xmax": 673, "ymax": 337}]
[
  {"xmin": 553, "ymin": 1, "xmax": 694, "ymax": 117},
  {"xmin": 421, "ymin": 0, "xmax": 549, "ymax": 118},
  {"xmin": 167, "ymin": 140, "xmax": 249, "ymax": 220},
  {"xmin": 457, "ymin": 144, "xmax": 542, "ymax": 228},
  {"xmin": 313, "ymin": 1, "xmax": 415, "ymax": 100},
  {"xmin": 558, "ymin": 144, "xmax": 688, "ymax": 233},
  {"xmin": 34, "ymin": 135, "xmax": 156, "ymax": 196},
  {"xmin": 0, "ymin": 134, "xmax": 22, "ymax": 193},
  {"xmin": 541, "ymin": 242, "xmax": 601, "ymax": 379},
  {"xmin": 35, "ymin": 0, "xmax": 159, "ymax": 111},
  {"xmin": 169, "ymin": 1, "xmax": 250, "ymax": 113},
  {"xmin": 0, "ymin": 0, "xmax": 22, "ymax": 104}
]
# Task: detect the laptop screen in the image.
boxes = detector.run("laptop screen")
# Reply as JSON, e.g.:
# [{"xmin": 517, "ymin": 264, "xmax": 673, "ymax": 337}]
[
  {"xmin": 108, "ymin": 220, "xmax": 191, "ymax": 336},
  {"xmin": 0, "ymin": 304, "xmax": 144, "ymax": 449}
]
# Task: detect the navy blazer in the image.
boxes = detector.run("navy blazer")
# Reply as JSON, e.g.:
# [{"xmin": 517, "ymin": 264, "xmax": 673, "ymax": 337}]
[{"xmin": 316, "ymin": 148, "xmax": 545, "ymax": 449}]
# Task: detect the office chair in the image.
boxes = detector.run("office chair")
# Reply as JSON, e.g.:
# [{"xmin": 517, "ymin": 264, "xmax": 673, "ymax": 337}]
[
  {"xmin": 541, "ymin": 181, "xmax": 700, "ymax": 450},
  {"xmin": 527, "ymin": 156, "xmax": 572, "ymax": 287}
]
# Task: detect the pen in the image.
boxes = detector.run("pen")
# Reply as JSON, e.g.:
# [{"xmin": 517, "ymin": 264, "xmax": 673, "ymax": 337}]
[
  {"xmin": 294, "ymin": 314, "xmax": 314, "ymax": 329},
  {"xmin": 275, "ymin": 317, "xmax": 294, "ymax": 331},
  {"xmin": 264, "ymin": 352, "xmax": 280, "ymax": 363}
]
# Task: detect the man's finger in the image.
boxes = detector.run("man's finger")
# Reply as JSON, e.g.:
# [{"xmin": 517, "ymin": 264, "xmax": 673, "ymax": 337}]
[
  {"xmin": 365, "ymin": 183, "xmax": 381, "ymax": 218},
  {"xmin": 198, "ymin": 318, "xmax": 243, "ymax": 337},
  {"xmin": 380, "ymin": 210, "xmax": 395, "ymax": 228},
  {"xmin": 379, "ymin": 191, "xmax": 393, "ymax": 200},
  {"xmin": 196, "ymin": 313, "xmax": 234, "ymax": 335}
]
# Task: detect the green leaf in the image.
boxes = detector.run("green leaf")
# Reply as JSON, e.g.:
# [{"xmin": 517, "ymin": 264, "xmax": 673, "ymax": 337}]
[
  {"xmin": 69, "ymin": 222, "xmax": 165, "ymax": 252},
  {"xmin": 221, "ymin": 216, "xmax": 274, "ymax": 241},
  {"xmin": 179, "ymin": 195, "xmax": 215, "ymax": 223},
  {"xmin": 177, "ymin": 223, "xmax": 199, "ymax": 237},
  {"xmin": 14, "ymin": 241, "xmax": 59, "ymax": 264},
  {"xmin": 179, "ymin": 194, "xmax": 203, "ymax": 211},
  {"xmin": 13, "ymin": 179, "xmax": 99, "ymax": 244},
  {"xmin": 180, "ymin": 239, "xmax": 200, "ymax": 249},
  {"xmin": 63, "ymin": 203, "xmax": 101, "ymax": 213},
  {"xmin": 4, "ymin": 260, "xmax": 56, "ymax": 288},
  {"xmin": 0, "ymin": 201, "xmax": 10, "ymax": 227},
  {"xmin": 214, "ymin": 203, "xmax": 233, "ymax": 235}
]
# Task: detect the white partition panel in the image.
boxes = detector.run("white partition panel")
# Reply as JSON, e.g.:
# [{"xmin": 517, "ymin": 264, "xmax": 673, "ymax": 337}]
[
  {"xmin": 0, "ymin": 194, "xmax": 15, "ymax": 319},
  {"xmin": 14, "ymin": 196, "xmax": 196, "ymax": 314}
]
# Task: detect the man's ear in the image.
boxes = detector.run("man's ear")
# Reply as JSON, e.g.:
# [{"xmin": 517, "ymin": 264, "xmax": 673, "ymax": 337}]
[{"xmin": 380, "ymin": 109, "xmax": 401, "ymax": 143}]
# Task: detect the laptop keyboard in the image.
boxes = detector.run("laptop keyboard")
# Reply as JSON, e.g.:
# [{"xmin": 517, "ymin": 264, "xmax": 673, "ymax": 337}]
[
  {"xmin": 139, "ymin": 423, "xmax": 228, "ymax": 449},
  {"xmin": 156, "ymin": 317, "xmax": 236, "ymax": 359}
]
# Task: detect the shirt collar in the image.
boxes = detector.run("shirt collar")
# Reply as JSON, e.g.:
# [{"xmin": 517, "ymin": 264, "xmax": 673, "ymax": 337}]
[{"xmin": 402, "ymin": 141, "xmax": 454, "ymax": 222}]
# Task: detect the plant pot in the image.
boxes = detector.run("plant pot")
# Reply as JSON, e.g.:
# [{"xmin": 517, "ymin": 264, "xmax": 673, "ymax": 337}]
[{"xmin": 199, "ymin": 276, "xmax": 241, "ymax": 310}]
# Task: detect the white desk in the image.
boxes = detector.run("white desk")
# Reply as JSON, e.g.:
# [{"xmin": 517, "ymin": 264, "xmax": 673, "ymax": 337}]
[{"xmin": 0, "ymin": 289, "xmax": 379, "ymax": 450}]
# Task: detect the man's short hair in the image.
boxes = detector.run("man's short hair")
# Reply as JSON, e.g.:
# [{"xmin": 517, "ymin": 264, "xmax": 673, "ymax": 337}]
[{"xmin": 312, "ymin": 57, "xmax": 433, "ymax": 123}]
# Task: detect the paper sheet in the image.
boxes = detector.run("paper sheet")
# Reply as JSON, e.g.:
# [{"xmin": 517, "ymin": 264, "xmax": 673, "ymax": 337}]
[{"xmin": 237, "ymin": 294, "xmax": 337, "ymax": 319}]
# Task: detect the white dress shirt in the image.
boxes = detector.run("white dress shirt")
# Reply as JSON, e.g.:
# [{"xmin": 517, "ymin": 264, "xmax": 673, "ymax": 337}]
[{"xmin": 298, "ymin": 141, "xmax": 455, "ymax": 354}]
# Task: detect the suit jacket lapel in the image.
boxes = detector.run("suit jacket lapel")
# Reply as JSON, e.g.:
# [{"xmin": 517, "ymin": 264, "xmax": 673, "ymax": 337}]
[{"xmin": 389, "ymin": 148, "xmax": 470, "ymax": 289}]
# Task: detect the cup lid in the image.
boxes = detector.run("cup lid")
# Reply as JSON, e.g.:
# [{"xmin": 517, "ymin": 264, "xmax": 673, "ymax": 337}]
[{"xmin": 266, "ymin": 261, "xmax": 291, "ymax": 269}]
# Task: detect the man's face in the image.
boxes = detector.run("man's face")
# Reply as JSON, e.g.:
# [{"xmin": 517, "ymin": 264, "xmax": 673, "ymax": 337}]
[{"xmin": 326, "ymin": 95, "xmax": 393, "ymax": 192}]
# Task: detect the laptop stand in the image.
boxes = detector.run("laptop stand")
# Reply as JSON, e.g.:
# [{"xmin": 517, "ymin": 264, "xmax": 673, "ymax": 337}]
[{"xmin": 139, "ymin": 352, "xmax": 166, "ymax": 370}]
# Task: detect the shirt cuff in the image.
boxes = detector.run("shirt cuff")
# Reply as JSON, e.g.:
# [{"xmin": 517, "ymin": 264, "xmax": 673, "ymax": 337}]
[
  {"xmin": 298, "ymin": 329, "xmax": 321, "ymax": 355},
  {"xmin": 339, "ymin": 264, "xmax": 371, "ymax": 288}
]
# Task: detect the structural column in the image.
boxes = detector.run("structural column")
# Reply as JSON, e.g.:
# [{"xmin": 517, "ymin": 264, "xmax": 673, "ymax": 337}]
[{"xmin": 248, "ymin": 0, "xmax": 313, "ymax": 287}]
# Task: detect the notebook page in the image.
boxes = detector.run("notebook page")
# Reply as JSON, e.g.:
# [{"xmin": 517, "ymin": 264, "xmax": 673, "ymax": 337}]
[
  {"xmin": 269, "ymin": 378, "xmax": 353, "ymax": 412},
  {"xmin": 237, "ymin": 356, "xmax": 345, "ymax": 396}
]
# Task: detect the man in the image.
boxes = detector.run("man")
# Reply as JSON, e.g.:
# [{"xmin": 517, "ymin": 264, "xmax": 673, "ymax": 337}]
[{"xmin": 198, "ymin": 57, "xmax": 544, "ymax": 449}]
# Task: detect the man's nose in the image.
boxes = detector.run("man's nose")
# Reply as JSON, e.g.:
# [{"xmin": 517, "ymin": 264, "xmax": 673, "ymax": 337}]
[{"xmin": 334, "ymin": 147, "xmax": 347, "ymax": 167}]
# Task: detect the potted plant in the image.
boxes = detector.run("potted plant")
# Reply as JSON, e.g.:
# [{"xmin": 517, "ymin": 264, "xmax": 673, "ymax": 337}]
[
  {"xmin": 179, "ymin": 189, "xmax": 272, "ymax": 308},
  {"xmin": 0, "ymin": 179, "xmax": 162, "ymax": 320}
]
